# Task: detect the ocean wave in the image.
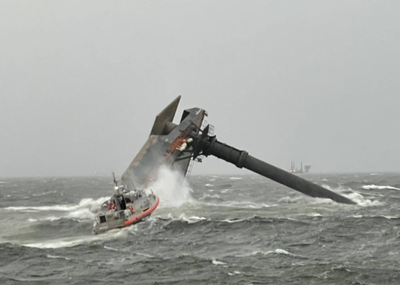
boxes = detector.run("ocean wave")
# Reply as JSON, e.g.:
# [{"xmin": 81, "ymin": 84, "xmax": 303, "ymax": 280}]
[
  {"xmin": 278, "ymin": 194, "xmax": 338, "ymax": 205},
  {"xmin": 345, "ymin": 192, "xmax": 383, "ymax": 206},
  {"xmin": 362, "ymin": 185, "xmax": 400, "ymax": 191},
  {"xmin": 195, "ymin": 200, "xmax": 276, "ymax": 209},
  {"xmin": 66, "ymin": 208, "xmax": 96, "ymax": 220},
  {"xmin": 321, "ymin": 184, "xmax": 382, "ymax": 206},
  {"xmin": 135, "ymin": 252, "xmax": 154, "ymax": 258},
  {"xmin": 104, "ymin": 245, "xmax": 119, "ymax": 251},
  {"xmin": 157, "ymin": 214, "xmax": 304, "ymax": 228},
  {"xmin": 46, "ymin": 254, "xmax": 71, "ymax": 260},
  {"xmin": 24, "ymin": 239, "xmax": 88, "ymax": 249},
  {"xmin": 278, "ymin": 196, "xmax": 302, "ymax": 203},
  {"xmin": 227, "ymin": 271, "xmax": 242, "ymax": 276},
  {"xmin": 229, "ymin": 177, "xmax": 242, "ymax": 180},
  {"xmin": 228, "ymin": 201, "xmax": 276, "ymax": 208},
  {"xmin": 23, "ymin": 226, "xmax": 130, "ymax": 249},
  {"xmin": 198, "ymin": 193, "xmax": 221, "ymax": 200},
  {"xmin": 236, "ymin": 248, "xmax": 299, "ymax": 258},
  {"xmin": 160, "ymin": 213, "xmax": 208, "ymax": 224},
  {"xmin": 349, "ymin": 214, "xmax": 400, "ymax": 220},
  {"xmin": 31, "ymin": 190, "xmax": 59, "ymax": 197},
  {"xmin": 4, "ymin": 196, "xmax": 109, "ymax": 213},
  {"xmin": 307, "ymin": 213, "xmax": 323, "ymax": 217},
  {"xmin": 221, "ymin": 218, "xmax": 248, "ymax": 223},
  {"xmin": 5, "ymin": 205, "xmax": 78, "ymax": 212},
  {"xmin": 211, "ymin": 259, "xmax": 227, "ymax": 265},
  {"xmin": 26, "ymin": 209, "xmax": 95, "ymax": 224}
]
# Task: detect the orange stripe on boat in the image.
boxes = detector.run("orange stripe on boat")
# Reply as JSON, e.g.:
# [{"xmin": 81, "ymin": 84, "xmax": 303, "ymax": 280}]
[{"xmin": 123, "ymin": 196, "xmax": 160, "ymax": 227}]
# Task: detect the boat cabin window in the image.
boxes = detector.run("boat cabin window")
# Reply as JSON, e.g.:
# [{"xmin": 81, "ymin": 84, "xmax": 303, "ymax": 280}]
[{"xmin": 99, "ymin": 216, "xmax": 106, "ymax": 223}]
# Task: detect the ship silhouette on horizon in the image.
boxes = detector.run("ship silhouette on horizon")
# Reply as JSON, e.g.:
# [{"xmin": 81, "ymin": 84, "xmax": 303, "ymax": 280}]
[{"xmin": 289, "ymin": 162, "xmax": 311, "ymax": 174}]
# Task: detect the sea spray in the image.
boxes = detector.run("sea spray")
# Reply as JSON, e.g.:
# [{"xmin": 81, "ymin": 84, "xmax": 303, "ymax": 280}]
[{"xmin": 148, "ymin": 166, "xmax": 192, "ymax": 207}]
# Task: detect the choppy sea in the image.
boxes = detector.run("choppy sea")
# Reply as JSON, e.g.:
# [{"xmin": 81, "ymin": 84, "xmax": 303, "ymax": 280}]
[{"xmin": 1, "ymin": 172, "xmax": 400, "ymax": 284}]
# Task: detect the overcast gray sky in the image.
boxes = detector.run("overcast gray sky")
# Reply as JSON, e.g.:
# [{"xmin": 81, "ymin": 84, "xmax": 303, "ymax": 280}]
[{"xmin": 1, "ymin": 0, "xmax": 399, "ymax": 177}]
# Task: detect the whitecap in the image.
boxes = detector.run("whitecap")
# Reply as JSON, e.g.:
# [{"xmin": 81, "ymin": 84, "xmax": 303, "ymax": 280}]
[
  {"xmin": 23, "ymin": 225, "xmax": 131, "ymax": 249},
  {"xmin": 212, "ymin": 259, "xmax": 226, "ymax": 265},
  {"xmin": 199, "ymin": 193, "xmax": 220, "ymax": 200},
  {"xmin": 5, "ymin": 205, "xmax": 78, "ymax": 212},
  {"xmin": 179, "ymin": 214, "xmax": 207, "ymax": 224},
  {"xmin": 382, "ymin": 215, "xmax": 400, "ymax": 219},
  {"xmin": 346, "ymin": 192, "xmax": 383, "ymax": 206},
  {"xmin": 43, "ymin": 216, "xmax": 62, "ymax": 221},
  {"xmin": 229, "ymin": 177, "xmax": 242, "ymax": 180},
  {"xmin": 104, "ymin": 246, "xmax": 119, "ymax": 251},
  {"xmin": 210, "ymin": 200, "xmax": 275, "ymax": 209},
  {"xmin": 135, "ymin": 252, "xmax": 155, "ymax": 258},
  {"xmin": 308, "ymin": 213, "xmax": 323, "ymax": 217},
  {"xmin": 228, "ymin": 271, "xmax": 241, "ymax": 276},
  {"xmin": 274, "ymin": 249, "xmax": 291, "ymax": 255},
  {"xmin": 5, "ymin": 196, "xmax": 109, "ymax": 213},
  {"xmin": 221, "ymin": 218, "xmax": 247, "ymax": 223},
  {"xmin": 236, "ymin": 248, "xmax": 295, "ymax": 257},
  {"xmin": 320, "ymin": 184, "xmax": 382, "ymax": 206},
  {"xmin": 278, "ymin": 196, "xmax": 302, "ymax": 203},
  {"xmin": 46, "ymin": 254, "xmax": 70, "ymax": 260},
  {"xmin": 32, "ymin": 190, "xmax": 58, "ymax": 197},
  {"xmin": 66, "ymin": 208, "xmax": 96, "ymax": 220},
  {"xmin": 362, "ymin": 185, "xmax": 400, "ymax": 191},
  {"xmin": 25, "ymin": 239, "xmax": 86, "ymax": 249}
]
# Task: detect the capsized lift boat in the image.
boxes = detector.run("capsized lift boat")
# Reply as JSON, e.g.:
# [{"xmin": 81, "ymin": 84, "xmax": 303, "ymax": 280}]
[
  {"xmin": 93, "ymin": 96, "xmax": 354, "ymax": 234},
  {"xmin": 92, "ymin": 97, "xmax": 207, "ymax": 234}
]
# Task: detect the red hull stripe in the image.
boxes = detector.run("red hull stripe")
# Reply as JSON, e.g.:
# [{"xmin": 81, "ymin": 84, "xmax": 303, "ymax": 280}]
[{"xmin": 123, "ymin": 196, "xmax": 160, "ymax": 227}]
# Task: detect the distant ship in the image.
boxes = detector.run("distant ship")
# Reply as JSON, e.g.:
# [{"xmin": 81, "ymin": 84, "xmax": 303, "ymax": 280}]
[{"xmin": 289, "ymin": 162, "xmax": 311, "ymax": 173}]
